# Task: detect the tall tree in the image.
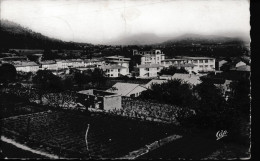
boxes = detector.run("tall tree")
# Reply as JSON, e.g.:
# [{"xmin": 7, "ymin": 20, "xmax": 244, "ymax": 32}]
[{"xmin": 0, "ymin": 63, "xmax": 17, "ymax": 84}]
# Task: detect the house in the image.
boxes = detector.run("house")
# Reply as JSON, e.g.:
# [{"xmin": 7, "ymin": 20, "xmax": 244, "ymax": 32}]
[
  {"xmin": 162, "ymin": 56, "xmax": 215, "ymax": 73},
  {"xmin": 39, "ymin": 60, "xmax": 58, "ymax": 70},
  {"xmin": 104, "ymin": 56, "xmax": 130, "ymax": 75},
  {"xmin": 84, "ymin": 58, "xmax": 105, "ymax": 67},
  {"xmin": 134, "ymin": 64, "xmax": 164, "ymax": 78},
  {"xmin": 145, "ymin": 79, "xmax": 168, "ymax": 89},
  {"xmin": 106, "ymin": 82, "xmax": 147, "ymax": 97},
  {"xmin": 100, "ymin": 64, "xmax": 127, "ymax": 77},
  {"xmin": 77, "ymin": 89, "xmax": 122, "ymax": 111},
  {"xmin": 12, "ymin": 61, "xmax": 39, "ymax": 73},
  {"xmin": 229, "ymin": 65, "xmax": 250, "ymax": 80},
  {"xmin": 217, "ymin": 60, "xmax": 228, "ymax": 70},
  {"xmin": 55, "ymin": 59, "xmax": 84, "ymax": 69},
  {"xmin": 235, "ymin": 61, "xmax": 246, "ymax": 68}
]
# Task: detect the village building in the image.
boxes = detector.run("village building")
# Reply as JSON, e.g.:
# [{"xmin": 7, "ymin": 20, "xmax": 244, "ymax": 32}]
[
  {"xmin": 39, "ymin": 60, "xmax": 58, "ymax": 70},
  {"xmin": 84, "ymin": 58, "xmax": 105, "ymax": 67},
  {"xmin": 77, "ymin": 89, "xmax": 122, "ymax": 111},
  {"xmin": 162, "ymin": 56, "xmax": 215, "ymax": 73},
  {"xmin": 12, "ymin": 61, "xmax": 39, "ymax": 73},
  {"xmin": 104, "ymin": 56, "xmax": 130, "ymax": 75},
  {"xmin": 134, "ymin": 64, "xmax": 164, "ymax": 78},
  {"xmin": 100, "ymin": 64, "xmax": 127, "ymax": 77},
  {"xmin": 106, "ymin": 82, "xmax": 147, "ymax": 97},
  {"xmin": 134, "ymin": 49, "xmax": 165, "ymax": 65}
]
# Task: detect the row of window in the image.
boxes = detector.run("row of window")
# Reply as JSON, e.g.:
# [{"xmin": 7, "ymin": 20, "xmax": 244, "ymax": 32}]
[
  {"xmin": 197, "ymin": 65, "xmax": 214, "ymax": 68},
  {"xmin": 193, "ymin": 59, "xmax": 214, "ymax": 63}
]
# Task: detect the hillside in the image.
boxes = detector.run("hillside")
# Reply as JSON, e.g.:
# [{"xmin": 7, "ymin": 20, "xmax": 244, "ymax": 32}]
[
  {"xmin": 158, "ymin": 34, "xmax": 249, "ymax": 46},
  {"xmin": 0, "ymin": 20, "xmax": 92, "ymax": 50}
]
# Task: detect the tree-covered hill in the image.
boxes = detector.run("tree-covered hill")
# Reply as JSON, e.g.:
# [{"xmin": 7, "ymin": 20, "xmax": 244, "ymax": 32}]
[{"xmin": 0, "ymin": 20, "xmax": 92, "ymax": 50}]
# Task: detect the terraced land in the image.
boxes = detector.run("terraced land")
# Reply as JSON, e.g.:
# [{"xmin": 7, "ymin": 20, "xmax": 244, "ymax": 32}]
[{"xmin": 1, "ymin": 111, "xmax": 175, "ymax": 159}]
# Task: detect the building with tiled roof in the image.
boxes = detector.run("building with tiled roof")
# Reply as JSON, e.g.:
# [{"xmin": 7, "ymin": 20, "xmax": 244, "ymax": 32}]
[
  {"xmin": 106, "ymin": 82, "xmax": 147, "ymax": 97},
  {"xmin": 12, "ymin": 61, "xmax": 39, "ymax": 72},
  {"xmin": 134, "ymin": 64, "xmax": 164, "ymax": 78},
  {"xmin": 100, "ymin": 64, "xmax": 127, "ymax": 77}
]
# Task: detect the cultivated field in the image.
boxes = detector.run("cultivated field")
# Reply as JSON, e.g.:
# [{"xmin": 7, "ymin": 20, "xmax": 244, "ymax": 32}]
[{"xmin": 1, "ymin": 110, "xmax": 175, "ymax": 159}]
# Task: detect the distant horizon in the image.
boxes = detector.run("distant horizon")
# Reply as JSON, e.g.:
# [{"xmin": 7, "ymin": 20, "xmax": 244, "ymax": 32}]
[
  {"xmin": 1, "ymin": 0, "xmax": 250, "ymax": 45},
  {"xmin": 2, "ymin": 18, "xmax": 250, "ymax": 47}
]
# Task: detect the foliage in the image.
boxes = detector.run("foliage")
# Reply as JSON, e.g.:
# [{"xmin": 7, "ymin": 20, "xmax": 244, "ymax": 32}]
[
  {"xmin": 33, "ymin": 70, "xmax": 63, "ymax": 92},
  {"xmin": 228, "ymin": 79, "xmax": 250, "ymax": 115},
  {"xmin": 159, "ymin": 66, "xmax": 188, "ymax": 76},
  {"xmin": 139, "ymin": 79, "xmax": 195, "ymax": 107},
  {"xmin": 73, "ymin": 68, "xmax": 107, "ymax": 89},
  {"xmin": 0, "ymin": 63, "xmax": 17, "ymax": 84}
]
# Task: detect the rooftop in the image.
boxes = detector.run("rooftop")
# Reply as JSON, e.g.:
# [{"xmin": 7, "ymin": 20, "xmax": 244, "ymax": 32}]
[
  {"xmin": 230, "ymin": 65, "xmax": 250, "ymax": 72},
  {"xmin": 173, "ymin": 63, "xmax": 196, "ymax": 67},
  {"xmin": 40, "ymin": 60, "xmax": 56, "ymax": 65},
  {"xmin": 106, "ymin": 82, "xmax": 146, "ymax": 96},
  {"xmin": 171, "ymin": 73, "xmax": 201, "ymax": 85},
  {"xmin": 12, "ymin": 61, "xmax": 38, "ymax": 67},
  {"xmin": 100, "ymin": 64, "xmax": 126, "ymax": 70},
  {"xmin": 136, "ymin": 64, "xmax": 164, "ymax": 68},
  {"xmin": 105, "ymin": 56, "xmax": 131, "ymax": 61},
  {"xmin": 145, "ymin": 79, "xmax": 168, "ymax": 88},
  {"xmin": 178, "ymin": 56, "xmax": 215, "ymax": 60},
  {"xmin": 78, "ymin": 89, "xmax": 117, "ymax": 96}
]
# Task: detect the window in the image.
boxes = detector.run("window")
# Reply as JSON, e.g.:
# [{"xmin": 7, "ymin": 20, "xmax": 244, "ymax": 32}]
[
  {"xmin": 199, "ymin": 60, "xmax": 203, "ymax": 63},
  {"xmin": 210, "ymin": 65, "xmax": 214, "ymax": 68},
  {"xmin": 145, "ymin": 68, "xmax": 149, "ymax": 71},
  {"xmin": 110, "ymin": 74, "xmax": 113, "ymax": 77},
  {"xmin": 150, "ymin": 57, "xmax": 152, "ymax": 60},
  {"xmin": 205, "ymin": 65, "xmax": 208, "ymax": 68},
  {"xmin": 199, "ymin": 65, "xmax": 203, "ymax": 68},
  {"xmin": 157, "ymin": 57, "xmax": 159, "ymax": 60},
  {"xmin": 110, "ymin": 69, "xmax": 113, "ymax": 72},
  {"xmin": 157, "ymin": 67, "xmax": 160, "ymax": 70},
  {"xmin": 193, "ymin": 60, "xmax": 198, "ymax": 63},
  {"xmin": 205, "ymin": 60, "xmax": 208, "ymax": 63}
]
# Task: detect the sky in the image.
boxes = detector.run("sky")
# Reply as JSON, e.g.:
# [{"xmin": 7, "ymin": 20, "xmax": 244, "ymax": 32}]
[{"xmin": 1, "ymin": 0, "xmax": 250, "ymax": 44}]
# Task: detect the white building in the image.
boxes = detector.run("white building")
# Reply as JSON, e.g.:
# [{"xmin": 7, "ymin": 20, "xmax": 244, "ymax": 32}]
[
  {"xmin": 235, "ymin": 61, "xmax": 246, "ymax": 68},
  {"xmin": 162, "ymin": 56, "xmax": 215, "ymax": 73},
  {"xmin": 12, "ymin": 61, "xmax": 39, "ymax": 73},
  {"xmin": 100, "ymin": 64, "xmax": 127, "ymax": 77},
  {"xmin": 39, "ymin": 60, "xmax": 58, "ymax": 70},
  {"xmin": 135, "ymin": 64, "xmax": 164, "ymax": 78},
  {"xmin": 55, "ymin": 59, "xmax": 84, "ymax": 69},
  {"xmin": 104, "ymin": 56, "xmax": 130, "ymax": 75},
  {"xmin": 84, "ymin": 58, "xmax": 105, "ymax": 67},
  {"xmin": 106, "ymin": 82, "xmax": 147, "ymax": 97}
]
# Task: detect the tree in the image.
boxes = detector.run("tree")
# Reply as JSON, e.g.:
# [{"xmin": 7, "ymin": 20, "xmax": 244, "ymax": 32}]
[
  {"xmin": 158, "ymin": 66, "xmax": 188, "ymax": 76},
  {"xmin": 139, "ymin": 79, "xmax": 195, "ymax": 107},
  {"xmin": 193, "ymin": 81, "xmax": 237, "ymax": 131},
  {"xmin": 228, "ymin": 79, "xmax": 250, "ymax": 115},
  {"xmin": 33, "ymin": 70, "xmax": 63, "ymax": 103},
  {"xmin": 0, "ymin": 63, "xmax": 17, "ymax": 84}
]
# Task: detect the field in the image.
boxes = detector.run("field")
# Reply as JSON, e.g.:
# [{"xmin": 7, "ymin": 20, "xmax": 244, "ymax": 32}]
[{"xmin": 1, "ymin": 110, "xmax": 175, "ymax": 159}]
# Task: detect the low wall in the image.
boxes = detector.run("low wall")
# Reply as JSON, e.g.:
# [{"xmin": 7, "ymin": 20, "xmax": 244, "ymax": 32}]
[{"xmin": 119, "ymin": 134, "xmax": 183, "ymax": 159}]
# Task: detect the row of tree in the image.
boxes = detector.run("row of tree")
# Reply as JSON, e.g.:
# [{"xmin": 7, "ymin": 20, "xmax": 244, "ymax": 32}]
[{"xmin": 139, "ymin": 78, "xmax": 250, "ymax": 142}]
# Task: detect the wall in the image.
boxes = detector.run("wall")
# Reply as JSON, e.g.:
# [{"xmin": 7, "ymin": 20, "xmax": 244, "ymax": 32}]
[{"xmin": 103, "ymin": 95, "xmax": 122, "ymax": 111}]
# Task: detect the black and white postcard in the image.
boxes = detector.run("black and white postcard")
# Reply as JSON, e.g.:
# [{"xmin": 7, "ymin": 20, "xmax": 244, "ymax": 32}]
[{"xmin": 0, "ymin": 0, "xmax": 251, "ymax": 159}]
